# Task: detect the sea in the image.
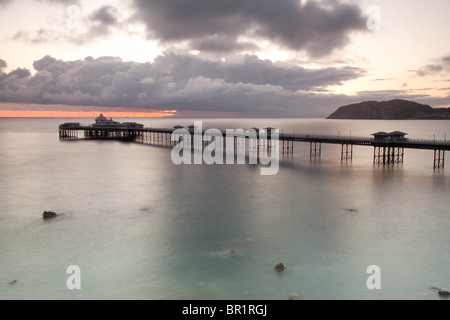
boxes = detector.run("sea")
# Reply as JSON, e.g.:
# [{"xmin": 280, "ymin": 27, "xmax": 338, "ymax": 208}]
[{"xmin": 0, "ymin": 117, "xmax": 450, "ymax": 300}]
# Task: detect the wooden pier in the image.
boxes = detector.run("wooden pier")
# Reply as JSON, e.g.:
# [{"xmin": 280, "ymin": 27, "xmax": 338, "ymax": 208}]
[{"xmin": 59, "ymin": 124, "xmax": 450, "ymax": 169}]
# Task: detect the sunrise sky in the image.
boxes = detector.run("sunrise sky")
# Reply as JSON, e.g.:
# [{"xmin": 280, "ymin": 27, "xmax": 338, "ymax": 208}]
[{"xmin": 1, "ymin": 0, "xmax": 450, "ymax": 117}]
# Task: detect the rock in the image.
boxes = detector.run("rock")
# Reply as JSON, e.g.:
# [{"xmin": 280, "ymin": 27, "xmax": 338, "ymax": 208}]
[
  {"xmin": 43, "ymin": 211, "xmax": 57, "ymax": 219},
  {"xmin": 275, "ymin": 263, "xmax": 286, "ymax": 272},
  {"xmin": 438, "ymin": 290, "xmax": 450, "ymax": 297},
  {"xmin": 327, "ymin": 99, "xmax": 446, "ymax": 120}
]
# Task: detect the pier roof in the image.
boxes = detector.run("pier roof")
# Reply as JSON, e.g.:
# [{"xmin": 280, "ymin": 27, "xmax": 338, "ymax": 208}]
[
  {"xmin": 372, "ymin": 131, "xmax": 407, "ymax": 136},
  {"xmin": 390, "ymin": 131, "xmax": 408, "ymax": 136},
  {"xmin": 372, "ymin": 132, "xmax": 390, "ymax": 136}
]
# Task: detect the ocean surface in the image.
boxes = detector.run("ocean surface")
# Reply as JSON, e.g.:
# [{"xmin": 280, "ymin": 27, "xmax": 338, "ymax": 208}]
[{"xmin": 1, "ymin": 117, "xmax": 450, "ymax": 300}]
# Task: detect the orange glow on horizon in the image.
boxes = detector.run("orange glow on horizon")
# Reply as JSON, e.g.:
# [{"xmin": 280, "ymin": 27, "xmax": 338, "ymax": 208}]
[{"xmin": 0, "ymin": 110, "xmax": 177, "ymax": 118}]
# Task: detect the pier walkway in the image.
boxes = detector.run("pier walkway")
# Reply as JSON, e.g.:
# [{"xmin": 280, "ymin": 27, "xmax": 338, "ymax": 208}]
[{"xmin": 59, "ymin": 124, "xmax": 450, "ymax": 169}]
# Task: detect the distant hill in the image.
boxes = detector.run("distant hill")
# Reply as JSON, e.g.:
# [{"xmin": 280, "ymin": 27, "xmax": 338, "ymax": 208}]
[{"xmin": 327, "ymin": 99, "xmax": 450, "ymax": 120}]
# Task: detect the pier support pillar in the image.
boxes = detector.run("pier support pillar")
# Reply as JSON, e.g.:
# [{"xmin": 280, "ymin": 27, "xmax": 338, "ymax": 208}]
[
  {"xmin": 341, "ymin": 144, "xmax": 353, "ymax": 161},
  {"xmin": 310, "ymin": 142, "xmax": 321, "ymax": 158},
  {"xmin": 395, "ymin": 147, "xmax": 404, "ymax": 163},
  {"xmin": 282, "ymin": 140, "xmax": 294, "ymax": 155},
  {"xmin": 434, "ymin": 149, "xmax": 445, "ymax": 169},
  {"xmin": 260, "ymin": 138, "xmax": 272, "ymax": 155},
  {"xmin": 59, "ymin": 129, "xmax": 79, "ymax": 139},
  {"xmin": 373, "ymin": 146, "xmax": 404, "ymax": 165}
]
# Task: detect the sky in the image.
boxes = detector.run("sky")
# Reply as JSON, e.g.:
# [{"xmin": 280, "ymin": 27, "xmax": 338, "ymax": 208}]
[{"xmin": 1, "ymin": 0, "xmax": 450, "ymax": 118}]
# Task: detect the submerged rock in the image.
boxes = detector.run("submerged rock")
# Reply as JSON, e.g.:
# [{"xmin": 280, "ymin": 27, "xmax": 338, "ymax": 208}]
[
  {"xmin": 275, "ymin": 263, "xmax": 286, "ymax": 272},
  {"xmin": 43, "ymin": 211, "xmax": 57, "ymax": 219},
  {"xmin": 439, "ymin": 290, "xmax": 450, "ymax": 298}
]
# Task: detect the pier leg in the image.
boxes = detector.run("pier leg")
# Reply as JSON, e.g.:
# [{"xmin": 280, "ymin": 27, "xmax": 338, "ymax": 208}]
[
  {"xmin": 374, "ymin": 146, "xmax": 404, "ymax": 166},
  {"xmin": 310, "ymin": 142, "xmax": 321, "ymax": 158},
  {"xmin": 373, "ymin": 146, "xmax": 378, "ymax": 164},
  {"xmin": 387, "ymin": 146, "xmax": 391, "ymax": 164},
  {"xmin": 434, "ymin": 149, "xmax": 445, "ymax": 169},
  {"xmin": 282, "ymin": 140, "xmax": 293, "ymax": 155},
  {"xmin": 341, "ymin": 144, "xmax": 353, "ymax": 161},
  {"xmin": 395, "ymin": 147, "xmax": 404, "ymax": 163},
  {"xmin": 374, "ymin": 146, "xmax": 386, "ymax": 165}
]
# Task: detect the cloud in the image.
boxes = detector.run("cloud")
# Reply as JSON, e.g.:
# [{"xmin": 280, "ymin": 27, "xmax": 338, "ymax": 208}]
[
  {"xmin": 2, "ymin": 53, "xmax": 449, "ymax": 116},
  {"xmin": 13, "ymin": 29, "xmax": 60, "ymax": 44},
  {"xmin": 91, "ymin": 6, "xmax": 120, "ymax": 26},
  {"xmin": 0, "ymin": 64, "xmax": 31, "ymax": 92},
  {"xmin": 0, "ymin": 59, "xmax": 7, "ymax": 72},
  {"xmin": 355, "ymin": 89, "xmax": 424, "ymax": 101},
  {"xmin": 190, "ymin": 35, "xmax": 260, "ymax": 53},
  {"xmin": 414, "ymin": 55, "xmax": 450, "ymax": 77},
  {"xmin": 151, "ymin": 53, "xmax": 365, "ymax": 91},
  {"xmin": 1, "ymin": 0, "xmax": 79, "ymax": 6},
  {"xmin": 38, "ymin": 0, "xmax": 80, "ymax": 4},
  {"xmin": 12, "ymin": 4, "xmax": 126, "ymax": 45},
  {"xmin": 132, "ymin": 0, "xmax": 366, "ymax": 57},
  {"xmin": 0, "ymin": 53, "xmax": 367, "ymax": 116},
  {"xmin": 0, "ymin": 0, "xmax": 12, "ymax": 6},
  {"xmin": 33, "ymin": 55, "xmax": 58, "ymax": 71},
  {"xmin": 416, "ymin": 64, "xmax": 443, "ymax": 77},
  {"xmin": 10, "ymin": 0, "xmax": 366, "ymax": 56},
  {"xmin": 353, "ymin": 89, "xmax": 450, "ymax": 109},
  {"xmin": 6, "ymin": 53, "xmax": 447, "ymax": 117},
  {"xmin": 2, "ymin": 53, "xmax": 448, "ymax": 117},
  {"xmin": 88, "ymin": 5, "xmax": 122, "ymax": 37},
  {"xmin": 8, "ymin": 68, "xmax": 31, "ymax": 78}
]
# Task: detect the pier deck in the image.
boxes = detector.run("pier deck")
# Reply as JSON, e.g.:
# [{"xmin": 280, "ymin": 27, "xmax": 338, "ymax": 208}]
[{"xmin": 59, "ymin": 124, "xmax": 450, "ymax": 169}]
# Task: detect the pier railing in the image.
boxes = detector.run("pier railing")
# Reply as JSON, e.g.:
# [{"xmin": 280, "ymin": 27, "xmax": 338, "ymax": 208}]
[
  {"xmin": 59, "ymin": 124, "xmax": 450, "ymax": 145},
  {"xmin": 59, "ymin": 124, "xmax": 449, "ymax": 168}
]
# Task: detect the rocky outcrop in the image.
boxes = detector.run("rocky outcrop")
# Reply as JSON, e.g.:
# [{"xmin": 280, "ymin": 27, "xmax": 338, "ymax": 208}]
[
  {"xmin": 275, "ymin": 263, "xmax": 286, "ymax": 272},
  {"xmin": 327, "ymin": 99, "xmax": 450, "ymax": 120},
  {"xmin": 43, "ymin": 211, "xmax": 57, "ymax": 219},
  {"xmin": 439, "ymin": 290, "xmax": 450, "ymax": 298}
]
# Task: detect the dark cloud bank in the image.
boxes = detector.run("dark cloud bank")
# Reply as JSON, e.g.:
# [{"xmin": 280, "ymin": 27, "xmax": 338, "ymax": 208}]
[
  {"xmin": 3, "ymin": 0, "xmax": 449, "ymax": 116},
  {"xmin": 133, "ymin": 0, "xmax": 366, "ymax": 57},
  {"xmin": 3, "ymin": 53, "xmax": 448, "ymax": 117},
  {"xmin": 2, "ymin": 0, "xmax": 377, "ymax": 116},
  {"xmin": 11, "ymin": 0, "xmax": 367, "ymax": 54},
  {"xmin": 0, "ymin": 53, "xmax": 368, "ymax": 117}
]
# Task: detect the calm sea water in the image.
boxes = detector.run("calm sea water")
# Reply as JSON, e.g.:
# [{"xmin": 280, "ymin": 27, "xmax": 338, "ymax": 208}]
[{"xmin": 1, "ymin": 117, "xmax": 450, "ymax": 300}]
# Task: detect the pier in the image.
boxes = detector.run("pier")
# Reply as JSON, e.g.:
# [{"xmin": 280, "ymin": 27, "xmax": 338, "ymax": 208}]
[{"xmin": 59, "ymin": 123, "xmax": 450, "ymax": 169}]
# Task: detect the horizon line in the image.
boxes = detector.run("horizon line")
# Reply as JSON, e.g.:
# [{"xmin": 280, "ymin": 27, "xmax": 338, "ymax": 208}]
[{"xmin": 0, "ymin": 110, "xmax": 177, "ymax": 118}]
